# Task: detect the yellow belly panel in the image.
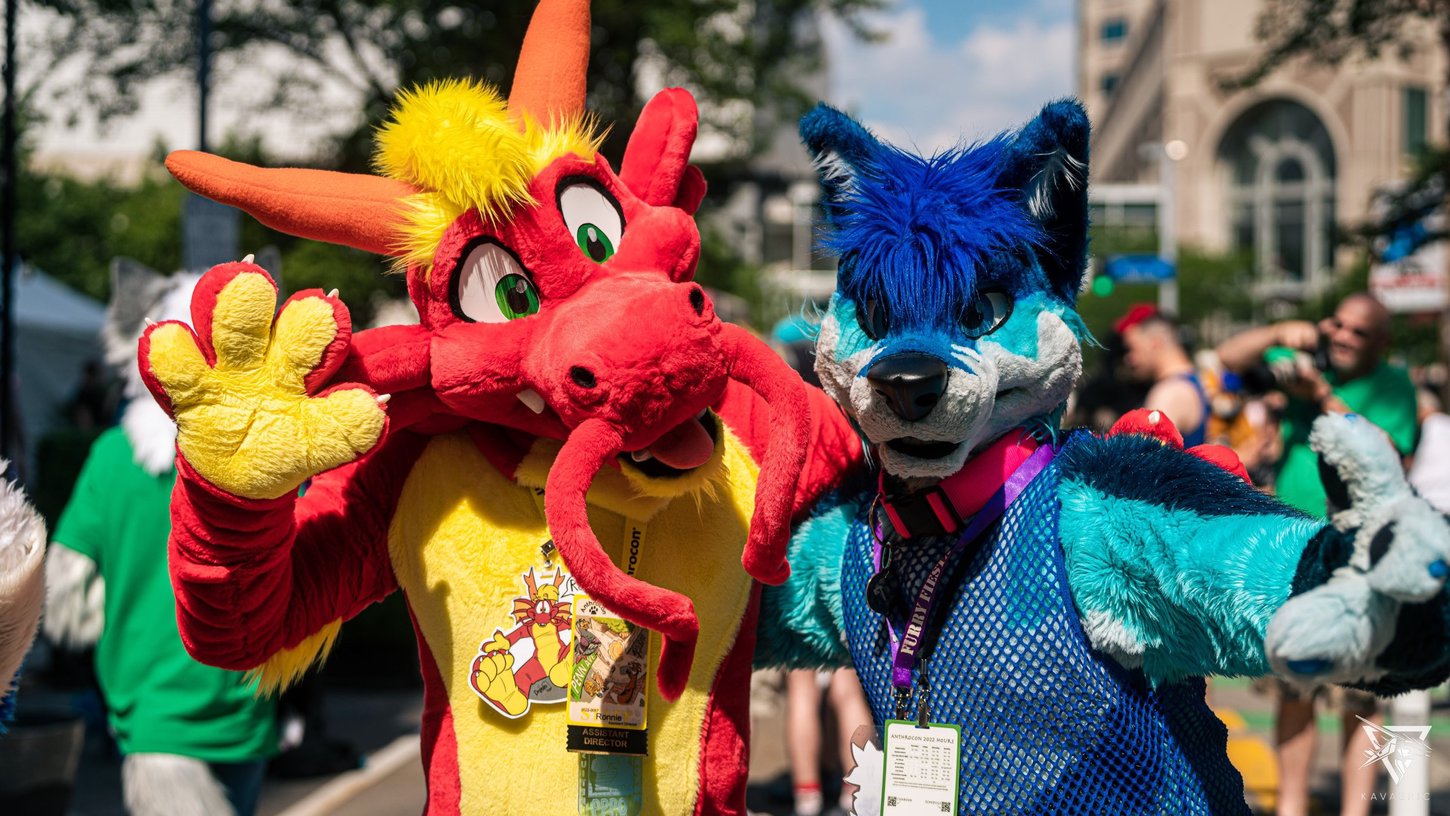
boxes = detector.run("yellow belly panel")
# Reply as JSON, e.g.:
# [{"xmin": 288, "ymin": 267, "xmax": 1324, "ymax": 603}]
[{"xmin": 388, "ymin": 430, "xmax": 758, "ymax": 815}]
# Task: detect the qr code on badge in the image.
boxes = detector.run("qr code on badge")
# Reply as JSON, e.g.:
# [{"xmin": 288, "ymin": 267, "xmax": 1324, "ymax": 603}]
[
  {"xmin": 887, "ymin": 797, "xmax": 898, "ymax": 807},
  {"xmin": 939, "ymin": 803, "xmax": 951, "ymax": 813}
]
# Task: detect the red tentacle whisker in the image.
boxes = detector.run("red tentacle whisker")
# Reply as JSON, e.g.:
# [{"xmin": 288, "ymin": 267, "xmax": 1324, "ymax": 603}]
[
  {"xmin": 544, "ymin": 418, "xmax": 700, "ymax": 701},
  {"xmin": 719, "ymin": 323, "xmax": 810, "ymax": 586}
]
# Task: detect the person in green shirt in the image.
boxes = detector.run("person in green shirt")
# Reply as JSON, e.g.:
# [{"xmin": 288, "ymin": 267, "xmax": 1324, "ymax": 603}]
[
  {"xmin": 1216, "ymin": 292, "xmax": 1417, "ymax": 816},
  {"xmin": 44, "ymin": 266, "xmax": 276, "ymax": 816}
]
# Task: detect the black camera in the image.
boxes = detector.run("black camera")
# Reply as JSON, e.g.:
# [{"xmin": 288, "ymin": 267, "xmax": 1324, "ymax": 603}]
[
  {"xmin": 1310, "ymin": 330, "xmax": 1332, "ymax": 373},
  {"xmin": 1238, "ymin": 332, "xmax": 1331, "ymax": 396}
]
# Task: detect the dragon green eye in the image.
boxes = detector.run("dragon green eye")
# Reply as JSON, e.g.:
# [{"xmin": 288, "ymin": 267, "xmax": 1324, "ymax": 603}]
[
  {"xmin": 575, "ymin": 224, "xmax": 616, "ymax": 263},
  {"xmin": 559, "ymin": 179, "xmax": 624, "ymax": 264},
  {"xmin": 494, "ymin": 273, "xmax": 540, "ymax": 319}
]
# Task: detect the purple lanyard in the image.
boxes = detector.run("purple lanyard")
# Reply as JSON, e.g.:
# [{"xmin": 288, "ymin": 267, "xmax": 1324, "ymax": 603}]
[{"xmin": 872, "ymin": 443, "xmax": 1056, "ymax": 690}]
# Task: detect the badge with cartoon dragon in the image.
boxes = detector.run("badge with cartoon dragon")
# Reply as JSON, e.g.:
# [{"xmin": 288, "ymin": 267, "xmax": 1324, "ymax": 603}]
[
  {"xmin": 470, "ymin": 566, "xmax": 578, "ymax": 719},
  {"xmin": 568, "ymin": 597, "xmax": 649, "ymax": 731}
]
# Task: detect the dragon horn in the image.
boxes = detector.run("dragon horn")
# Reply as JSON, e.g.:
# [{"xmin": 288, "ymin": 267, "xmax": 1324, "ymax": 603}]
[
  {"xmin": 507, "ymin": 0, "xmax": 590, "ymax": 126},
  {"xmin": 164, "ymin": 151, "xmax": 418, "ymax": 257},
  {"xmin": 524, "ymin": 568, "xmax": 539, "ymax": 598}
]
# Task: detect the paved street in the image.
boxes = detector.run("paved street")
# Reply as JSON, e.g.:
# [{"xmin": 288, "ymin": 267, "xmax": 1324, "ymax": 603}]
[{"xmin": 37, "ymin": 674, "xmax": 1450, "ymax": 815}]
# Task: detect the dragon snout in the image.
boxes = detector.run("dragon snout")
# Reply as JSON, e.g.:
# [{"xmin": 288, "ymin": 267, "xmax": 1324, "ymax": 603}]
[
  {"xmin": 866, "ymin": 353, "xmax": 948, "ymax": 422},
  {"xmin": 561, "ymin": 282, "xmax": 713, "ymax": 397},
  {"xmin": 538, "ymin": 276, "xmax": 726, "ymax": 444}
]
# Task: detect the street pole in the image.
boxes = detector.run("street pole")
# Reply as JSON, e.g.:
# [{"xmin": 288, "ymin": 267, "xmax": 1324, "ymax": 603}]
[
  {"xmin": 1388, "ymin": 691, "xmax": 1429, "ymax": 816},
  {"xmin": 197, "ymin": 0, "xmax": 210, "ymax": 152},
  {"xmin": 1, "ymin": 0, "xmax": 17, "ymax": 471}
]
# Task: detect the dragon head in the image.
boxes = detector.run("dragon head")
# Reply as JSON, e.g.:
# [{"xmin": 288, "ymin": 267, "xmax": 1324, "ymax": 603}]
[
  {"xmin": 163, "ymin": 0, "xmax": 809, "ymax": 700},
  {"xmin": 803, "ymin": 101, "xmax": 1092, "ymax": 485}
]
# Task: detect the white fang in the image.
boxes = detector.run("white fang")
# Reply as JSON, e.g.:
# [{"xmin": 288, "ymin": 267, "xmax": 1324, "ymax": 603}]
[{"xmin": 516, "ymin": 389, "xmax": 546, "ymax": 414}]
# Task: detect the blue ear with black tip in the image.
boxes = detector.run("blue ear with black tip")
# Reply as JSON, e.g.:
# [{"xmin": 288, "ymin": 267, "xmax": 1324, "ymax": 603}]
[
  {"xmin": 799, "ymin": 103, "xmax": 884, "ymax": 226},
  {"xmin": 999, "ymin": 100, "xmax": 1091, "ymax": 302}
]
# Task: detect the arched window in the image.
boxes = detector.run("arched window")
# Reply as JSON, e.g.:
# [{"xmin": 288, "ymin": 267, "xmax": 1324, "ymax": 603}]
[{"xmin": 1217, "ymin": 100, "xmax": 1336, "ymax": 290}]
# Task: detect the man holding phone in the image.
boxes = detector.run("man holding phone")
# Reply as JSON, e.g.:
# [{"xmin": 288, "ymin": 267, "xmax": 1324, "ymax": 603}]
[{"xmin": 1215, "ymin": 292, "xmax": 1418, "ymax": 816}]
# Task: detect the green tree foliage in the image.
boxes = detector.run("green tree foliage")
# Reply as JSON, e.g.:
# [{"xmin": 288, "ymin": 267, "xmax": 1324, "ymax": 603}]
[
  {"xmin": 17, "ymin": 163, "xmax": 183, "ymax": 301},
  {"xmin": 17, "ymin": 136, "xmax": 403, "ymax": 323},
  {"xmin": 1233, "ymin": 0, "xmax": 1449, "ymax": 87},
  {"xmin": 27, "ymin": 1, "xmax": 881, "ymax": 319},
  {"xmin": 36, "ymin": 0, "xmax": 882, "ymax": 169}
]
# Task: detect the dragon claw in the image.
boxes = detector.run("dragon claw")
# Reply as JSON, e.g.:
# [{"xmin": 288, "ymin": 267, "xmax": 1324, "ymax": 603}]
[{"xmin": 139, "ymin": 265, "xmax": 385, "ymax": 500}]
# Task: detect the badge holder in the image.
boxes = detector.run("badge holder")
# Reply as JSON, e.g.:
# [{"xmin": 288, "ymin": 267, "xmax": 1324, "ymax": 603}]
[
  {"xmin": 870, "ymin": 445, "xmax": 1058, "ymax": 816},
  {"xmin": 530, "ymin": 495, "xmax": 654, "ymax": 816},
  {"xmin": 883, "ymin": 661, "xmax": 960, "ymax": 816},
  {"xmin": 568, "ymin": 594, "xmax": 650, "ymax": 815}
]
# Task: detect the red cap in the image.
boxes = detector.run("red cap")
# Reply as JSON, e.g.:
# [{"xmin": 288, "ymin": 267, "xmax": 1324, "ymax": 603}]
[{"xmin": 1114, "ymin": 303, "xmax": 1160, "ymax": 335}]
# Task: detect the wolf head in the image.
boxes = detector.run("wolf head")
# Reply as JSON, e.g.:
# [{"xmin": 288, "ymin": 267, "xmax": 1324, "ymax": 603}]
[{"xmin": 804, "ymin": 101, "xmax": 1091, "ymax": 482}]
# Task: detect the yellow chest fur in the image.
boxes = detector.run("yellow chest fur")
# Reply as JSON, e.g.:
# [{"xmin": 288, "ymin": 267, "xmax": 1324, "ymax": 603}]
[{"xmin": 387, "ymin": 431, "xmax": 758, "ymax": 815}]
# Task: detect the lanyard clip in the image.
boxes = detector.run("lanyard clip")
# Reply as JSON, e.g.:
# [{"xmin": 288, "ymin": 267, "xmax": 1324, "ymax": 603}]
[
  {"xmin": 916, "ymin": 660, "xmax": 931, "ymax": 727},
  {"xmin": 893, "ymin": 685, "xmax": 913, "ymax": 722}
]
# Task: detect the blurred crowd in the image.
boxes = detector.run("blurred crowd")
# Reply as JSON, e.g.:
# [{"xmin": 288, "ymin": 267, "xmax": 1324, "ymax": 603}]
[{"xmin": 1071, "ymin": 292, "xmax": 1444, "ymax": 816}]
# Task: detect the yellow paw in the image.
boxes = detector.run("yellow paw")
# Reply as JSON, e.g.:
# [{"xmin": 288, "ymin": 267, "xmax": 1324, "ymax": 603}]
[
  {"xmin": 548, "ymin": 655, "xmax": 573, "ymax": 688},
  {"xmin": 140, "ymin": 264, "xmax": 387, "ymax": 500},
  {"xmin": 473, "ymin": 633, "xmax": 528, "ymax": 716}
]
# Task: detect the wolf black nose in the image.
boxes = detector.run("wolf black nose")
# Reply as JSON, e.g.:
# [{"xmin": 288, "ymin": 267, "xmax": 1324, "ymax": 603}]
[{"xmin": 867, "ymin": 353, "xmax": 948, "ymax": 422}]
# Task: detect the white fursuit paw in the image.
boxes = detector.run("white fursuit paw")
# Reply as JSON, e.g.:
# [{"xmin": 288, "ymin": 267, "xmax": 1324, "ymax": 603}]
[{"xmin": 0, "ymin": 466, "xmax": 45, "ymax": 691}]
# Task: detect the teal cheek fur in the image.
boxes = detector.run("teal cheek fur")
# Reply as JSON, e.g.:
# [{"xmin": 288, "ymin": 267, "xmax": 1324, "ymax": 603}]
[
  {"xmin": 976, "ymin": 292, "xmax": 1085, "ymax": 363},
  {"xmin": 828, "ymin": 294, "xmax": 873, "ymax": 363},
  {"xmin": 979, "ymin": 293, "xmax": 1048, "ymax": 361},
  {"xmin": 1058, "ymin": 478, "xmax": 1326, "ymax": 684}
]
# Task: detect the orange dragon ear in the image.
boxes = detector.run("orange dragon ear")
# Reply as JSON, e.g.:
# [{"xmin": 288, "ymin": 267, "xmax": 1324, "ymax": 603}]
[
  {"xmin": 165, "ymin": 0, "xmax": 590, "ymax": 256},
  {"xmin": 508, "ymin": 0, "xmax": 591, "ymax": 127}
]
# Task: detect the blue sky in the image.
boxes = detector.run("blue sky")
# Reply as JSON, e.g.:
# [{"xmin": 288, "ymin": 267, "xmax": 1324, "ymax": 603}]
[
  {"xmin": 915, "ymin": 0, "xmax": 1073, "ymax": 41},
  {"xmin": 823, "ymin": 0, "xmax": 1076, "ymax": 152}
]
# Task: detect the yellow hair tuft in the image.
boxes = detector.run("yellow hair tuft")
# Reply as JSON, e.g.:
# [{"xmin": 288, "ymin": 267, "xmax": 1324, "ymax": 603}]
[
  {"xmin": 375, "ymin": 78, "xmax": 605, "ymax": 271},
  {"xmin": 245, "ymin": 619, "xmax": 343, "ymax": 694},
  {"xmin": 392, "ymin": 192, "xmax": 468, "ymax": 272}
]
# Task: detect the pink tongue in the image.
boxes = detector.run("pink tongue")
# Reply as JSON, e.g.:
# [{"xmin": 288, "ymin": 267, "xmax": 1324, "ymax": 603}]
[{"xmin": 647, "ymin": 417, "xmax": 714, "ymax": 470}]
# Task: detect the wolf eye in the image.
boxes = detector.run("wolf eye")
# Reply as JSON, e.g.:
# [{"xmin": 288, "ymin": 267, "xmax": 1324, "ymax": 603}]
[
  {"xmin": 857, "ymin": 299, "xmax": 890, "ymax": 340},
  {"xmin": 558, "ymin": 179, "xmax": 624, "ymax": 264},
  {"xmin": 961, "ymin": 290, "xmax": 1012, "ymax": 338},
  {"xmin": 451, "ymin": 241, "xmax": 540, "ymax": 323}
]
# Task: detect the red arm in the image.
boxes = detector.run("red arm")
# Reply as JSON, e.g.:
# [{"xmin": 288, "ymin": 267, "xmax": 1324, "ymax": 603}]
[
  {"xmin": 715, "ymin": 378, "xmax": 864, "ymax": 520},
  {"xmin": 169, "ymin": 430, "xmax": 429, "ymax": 672}
]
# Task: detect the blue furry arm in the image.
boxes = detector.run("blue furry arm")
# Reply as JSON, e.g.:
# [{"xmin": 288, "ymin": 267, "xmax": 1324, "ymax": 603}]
[
  {"xmin": 755, "ymin": 497, "xmax": 859, "ymax": 670},
  {"xmin": 1058, "ymin": 434, "xmax": 1327, "ymax": 683}
]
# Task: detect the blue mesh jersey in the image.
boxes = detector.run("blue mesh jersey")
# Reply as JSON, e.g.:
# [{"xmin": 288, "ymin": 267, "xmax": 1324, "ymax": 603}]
[{"xmin": 840, "ymin": 435, "xmax": 1251, "ymax": 815}]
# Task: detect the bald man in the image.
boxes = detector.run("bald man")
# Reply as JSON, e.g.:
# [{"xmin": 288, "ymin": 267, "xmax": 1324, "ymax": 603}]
[
  {"xmin": 1216, "ymin": 293, "xmax": 1417, "ymax": 816},
  {"xmin": 1217, "ymin": 293, "xmax": 1417, "ymax": 515}
]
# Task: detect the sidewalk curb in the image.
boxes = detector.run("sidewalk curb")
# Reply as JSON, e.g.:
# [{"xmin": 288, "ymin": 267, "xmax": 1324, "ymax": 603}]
[{"xmin": 274, "ymin": 734, "xmax": 421, "ymax": 816}]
